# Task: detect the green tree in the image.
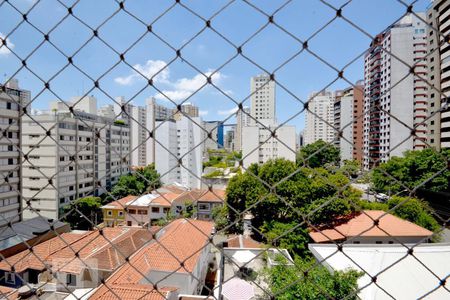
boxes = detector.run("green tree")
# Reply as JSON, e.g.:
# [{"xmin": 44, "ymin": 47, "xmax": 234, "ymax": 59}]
[
  {"xmin": 387, "ymin": 196, "xmax": 440, "ymax": 233},
  {"xmin": 297, "ymin": 140, "xmax": 340, "ymax": 168},
  {"xmin": 225, "ymin": 166, "xmax": 265, "ymax": 232},
  {"xmin": 261, "ymin": 221, "xmax": 310, "ymax": 257},
  {"xmin": 63, "ymin": 197, "xmax": 103, "ymax": 230},
  {"xmin": 339, "ymin": 160, "xmax": 361, "ymax": 178},
  {"xmin": 211, "ymin": 205, "xmax": 228, "ymax": 231},
  {"xmin": 268, "ymin": 257, "xmax": 361, "ymax": 300},
  {"xmin": 372, "ymin": 149, "xmax": 450, "ymax": 194},
  {"xmin": 110, "ymin": 174, "xmax": 145, "ymax": 198},
  {"xmin": 135, "ymin": 163, "xmax": 162, "ymax": 192}
]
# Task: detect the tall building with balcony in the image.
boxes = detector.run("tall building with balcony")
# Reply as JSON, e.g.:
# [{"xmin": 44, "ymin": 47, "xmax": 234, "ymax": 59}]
[
  {"xmin": 427, "ymin": 0, "xmax": 450, "ymax": 149},
  {"xmin": 21, "ymin": 110, "xmax": 130, "ymax": 220},
  {"xmin": 0, "ymin": 79, "xmax": 30, "ymax": 226},
  {"xmin": 334, "ymin": 82, "xmax": 364, "ymax": 162},
  {"xmin": 363, "ymin": 13, "xmax": 427, "ymax": 169},
  {"xmin": 304, "ymin": 91, "xmax": 335, "ymax": 145}
]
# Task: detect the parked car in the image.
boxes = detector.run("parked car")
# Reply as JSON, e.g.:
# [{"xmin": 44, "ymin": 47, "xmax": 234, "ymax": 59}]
[{"xmin": 376, "ymin": 193, "xmax": 389, "ymax": 202}]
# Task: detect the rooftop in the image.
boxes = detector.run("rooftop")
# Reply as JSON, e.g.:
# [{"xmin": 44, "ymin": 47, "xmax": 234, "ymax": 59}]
[
  {"xmin": 0, "ymin": 227, "xmax": 154, "ymax": 274},
  {"xmin": 0, "ymin": 217, "xmax": 69, "ymax": 252},
  {"xmin": 89, "ymin": 219, "xmax": 213, "ymax": 300},
  {"xmin": 309, "ymin": 243, "xmax": 450, "ymax": 300},
  {"xmin": 227, "ymin": 235, "xmax": 263, "ymax": 249},
  {"xmin": 101, "ymin": 195, "xmax": 138, "ymax": 210},
  {"xmin": 309, "ymin": 210, "xmax": 433, "ymax": 243}
]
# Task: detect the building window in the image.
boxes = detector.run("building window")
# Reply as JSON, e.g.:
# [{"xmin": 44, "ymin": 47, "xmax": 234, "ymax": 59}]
[
  {"xmin": 138, "ymin": 210, "xmax": 147, "ymax": 215},
  {"xmin": 163, "ymin": 207, "xmax": 170, "ymax": 213},
  {"xmin": 375, "ymin": 241, "xmax": 383, "ymax": 244},
  {"xmin": 118, "ymin": 211, "xmax": 123, "ymax": 217},
  {"xmin": 107, "ymin": 210, "xmax": 112, "ymax": 216},
  {"xmin": 198, "ymin": 204, "xmax": 210, "ymax": 211},
  {"xmin": 151, "ymin": 207, "xmax": 159, "ymax": 213},
  {"xmin": 5, "ymin": 272, "xmax": 15, "ymax": 284},
  {"xmin": 66, "ymin": 274, "xmax": 76, "ymax": 286}
]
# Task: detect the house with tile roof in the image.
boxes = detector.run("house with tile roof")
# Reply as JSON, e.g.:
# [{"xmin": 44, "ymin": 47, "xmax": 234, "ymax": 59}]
[
  {"xmin": 309, "ymin": 210, "xmax": 433, "ymax": 244},
  {"xmin": 190, "ymin": 189, "xmax": 225, "ymax": 221},
  {"xmin": 101, "ymin": 195, "xmax": 137, "ymax": 227},
  {"xmin": 0, "ymin": 227, "xmax": 154, "ymax": 292},
  {"xmin": 89, "ymin": 219, "xmax": 214, "ymax": 299},
  {"xmin": 101, "ymin": 188, "xmax": 226, "ymax": 227}
]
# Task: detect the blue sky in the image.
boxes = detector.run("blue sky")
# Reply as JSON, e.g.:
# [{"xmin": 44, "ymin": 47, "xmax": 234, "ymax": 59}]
[{"xmin": 0, "ymin": 0, "xmax": 430, "ymax": 131}]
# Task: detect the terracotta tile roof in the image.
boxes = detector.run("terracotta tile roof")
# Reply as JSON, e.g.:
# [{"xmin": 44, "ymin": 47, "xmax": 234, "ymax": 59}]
[
  {"xmin": 0, "ymin": 227, "xmax": 154, "ymax": 274},
  {"xmin": 89, "ymin": 284, "xmax": 176, "ymax": 300},
  {"xmin": 89, "ymin": 219, "xmax": 213, "ymax": 300},
  {"xmin": 309, "ymin": 210, "xmax": 434, "ymax": 243},
  {"xmin": 0, "ymin": 285, "xmax": 18, "ymax": 299},
  {"xmin": 102, "ymin": 195, "xmax": 138, "ymax": 209},
  {"xmin": 227, "ymin": 235, "xmax": 263, "ymax": 248},
  {"xmin": 189, "ymin": 189, "xmax": 226, "ymax": 203},
  {"xmin": 150, "ymin": 193, "xmax": 182, "ymax": 207}
]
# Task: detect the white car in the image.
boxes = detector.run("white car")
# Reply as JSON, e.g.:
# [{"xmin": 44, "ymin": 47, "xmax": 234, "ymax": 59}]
[{"xmin": 376, "ymin": 193, "xmax": 389, "ymax": 202}]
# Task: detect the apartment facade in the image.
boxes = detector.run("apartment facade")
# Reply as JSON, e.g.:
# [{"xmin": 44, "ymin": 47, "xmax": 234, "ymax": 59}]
[
  {"xmin": 427, "ymin": 0, "xmax": 450, "ymax": 149},
  {"xmin": 235, "ymin": 106, "xmax": 250, "ymax": 151},
  {"xmin": 334, "ymin": 83, "xmax": 364, "ymax": 162},
  {"xmin": 242, "ymin": 123, "xmax": 296, "ymax": 168},
  {"xmin": 0, "ymin": 80, "xmax": 30, "ymax": 226},
  {"xmin": 363, "ymin": 13, "xmax": 427, "ymax": 169},
  {"xmin": 250, "ymin": 74, "xmax": 276, "ymax": 124},
  {"xmin": 304, "ymin": 91, "xmax": 335, "ymax": 145},
  {"xmin": 22, "ymin": 111, "xmax": 130, "ymax": 220},
  {"xmin": 172, "ymin": 102, "xmax": 199, "ymax": 120}
]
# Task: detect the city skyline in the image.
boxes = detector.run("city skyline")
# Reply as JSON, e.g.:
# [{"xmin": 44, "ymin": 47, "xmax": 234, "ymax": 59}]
[{"xmin": 0, "ymin": 0, "xmax": 430, "ymax": 131}]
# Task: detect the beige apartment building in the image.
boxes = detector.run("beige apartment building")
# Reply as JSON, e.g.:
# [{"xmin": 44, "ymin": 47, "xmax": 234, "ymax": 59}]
[
  {"xmin": 21, "ymin": 111, "xmax": 130, "ymax": 220},
  {"xmin": 0, "ymin": 80, "xmax": 30, "ymax": 226},
  {"xmin": 427, "ymin": 0, "xmax": 450, "ymax": 149}
]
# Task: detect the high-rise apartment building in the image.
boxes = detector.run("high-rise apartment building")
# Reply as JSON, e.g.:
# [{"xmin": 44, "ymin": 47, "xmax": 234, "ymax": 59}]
[
  {"xmin": 427, "ymin": 0, "xmax": 450, "ymax": 149},
  {"xmin": 0, "ymin": 80, "xmax": 30, "ymax": 226},
  {"xmin": 250, "ymin": 74, "xmax": 276, "ymax": 124},
  {"xmin": 172, "ymin": 102, "xmax": 199, "ymax": 121},
  {"xmin": 363, "ymin": 13, "xmax": 427, "ymax": 169},
  {"xmin": 242, "ymin": 75, "xmax": 296, "ymax": 167},
  {"xmin": 334, "ymin": 83, "xmax": 364, "ymax": 162},
  {"xmin": 304, "ymin": 91, "xmax": 335, "ymax": 145},
  {"xmin": 153, "ymin": 116, "xmax": 203, "ymax": 189},
  {"xmin": 235, "ymin": 106, "xmax": 250, "ymax": 151},
  {"xmin": 22, "ymin": 110, "xmax": 130, "ymax": 220},
  {"xmin": 114, "ymin": 97, "xmax": 174, "ymax": 167},
  {"xmin": 242, "ymin": 125, "xmax": 296, "ymax": 168}
]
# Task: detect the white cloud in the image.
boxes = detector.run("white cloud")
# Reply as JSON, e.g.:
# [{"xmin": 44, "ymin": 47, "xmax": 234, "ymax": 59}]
[
  {"xmin": 0, "ymin": 33, "xmax": 14, "ymax": 56},
  {"xmin": 199, "ymin": 110, "xmax": 208, "ymax": 116},
  {"xmin": 217, "ymin": 107, "xmax": 238, "ymax": 116},
  {"xmin": 114, "ymin": 60, "xmax": 169, "ymax": 86},
  {"xmin": 155, "ymin": 70, "xmax": 224, "ymax": 102}
]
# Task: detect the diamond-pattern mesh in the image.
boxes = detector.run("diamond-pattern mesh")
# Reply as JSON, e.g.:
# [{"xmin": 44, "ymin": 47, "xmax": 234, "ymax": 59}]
[{"xmin": 0, "ymin": 0, "xmax": 449, "ymax": 299}]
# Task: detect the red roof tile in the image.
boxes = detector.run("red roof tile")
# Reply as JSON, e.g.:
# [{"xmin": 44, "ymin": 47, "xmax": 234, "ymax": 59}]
[
  {"xmin": 309, "ymin": 210, "xmax": 433, "ymax": 243},
  {"xmin": 0, "ymin": 227, "xmax": 154, "ymax": 274},
  {"xmin": 227, "ymin": 235, "xmax": 263, "ymax": 248},
  {"xmin": 89, "ymin": 219, "xmax": 213, "ymax": 300},
  {"xmin": 103, "ymin": 195, "xmax": 138, "ymax": 209}
]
